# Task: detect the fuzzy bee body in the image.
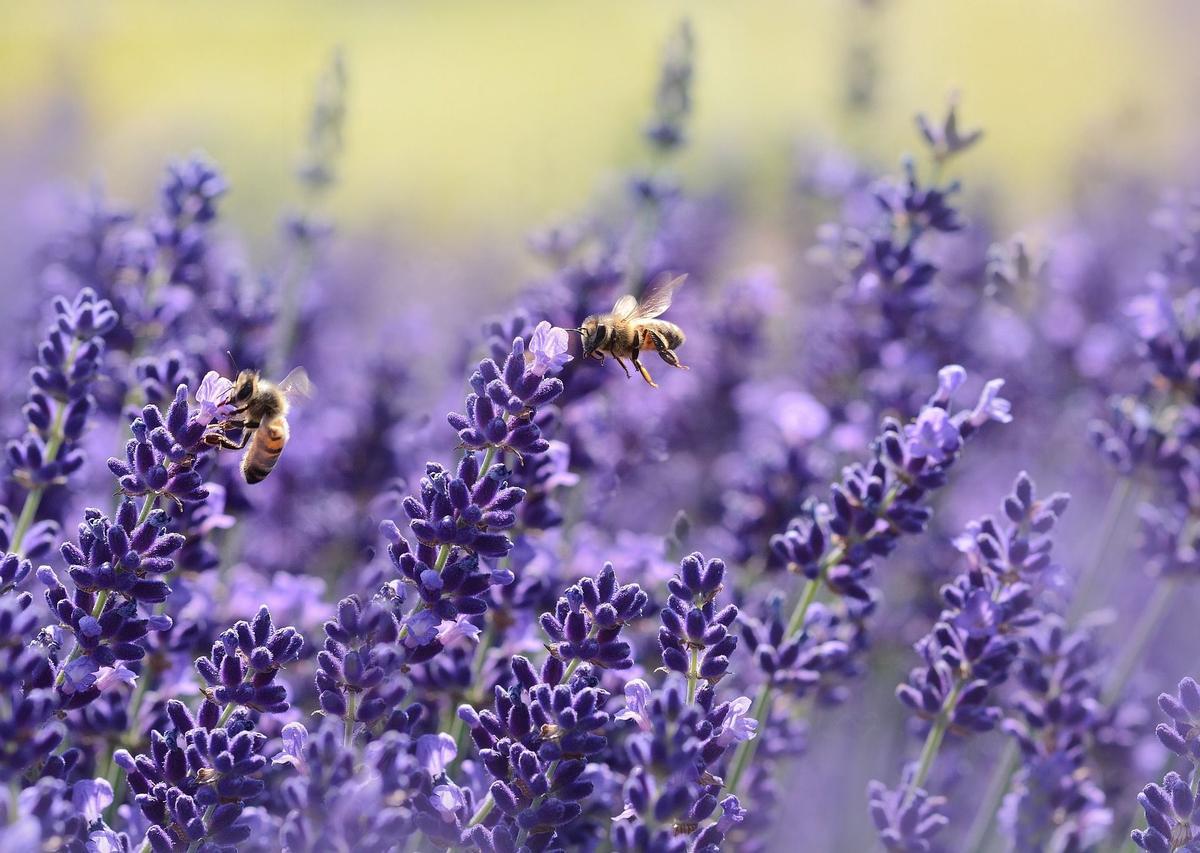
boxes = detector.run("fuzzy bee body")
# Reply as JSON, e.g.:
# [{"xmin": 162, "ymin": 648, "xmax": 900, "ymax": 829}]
[
  {"xmin": 207, "ymin": 367, "xmax": 312, "ymax": 484},
  {"xmin": 243, "ymin": 406, "xmax": 290, "ymax": 484},
  {"xmin": 578, "ymin": 274, "xmax": 688, "ymax": 387}
]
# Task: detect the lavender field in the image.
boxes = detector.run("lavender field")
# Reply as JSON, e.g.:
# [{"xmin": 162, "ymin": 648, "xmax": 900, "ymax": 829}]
[{"xmin": 3, "ymin": 4, "xmax": 1200, "ymax": 852}]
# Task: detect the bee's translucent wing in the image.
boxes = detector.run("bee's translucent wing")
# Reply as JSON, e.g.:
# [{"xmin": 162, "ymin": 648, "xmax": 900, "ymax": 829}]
[
  {"xmin": 632, "ymin": 273, "xmax": 686, "ymax": 319},
  {"xmin": 611, "ymin": 294, "xmax": 639, "ymax": 320},
  {"xmin": 277, "ymin": 367, "xmax": 315, "ymax": 402}
]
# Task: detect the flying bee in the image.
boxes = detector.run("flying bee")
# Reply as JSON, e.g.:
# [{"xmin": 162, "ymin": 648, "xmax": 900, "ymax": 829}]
[
  {"xmin": 576, "ymin": 273, "xmax": 688, "ymax": 387},
  {"xmin": 206, "ymin": 367, "xmax": 313, "ymax": 484}
]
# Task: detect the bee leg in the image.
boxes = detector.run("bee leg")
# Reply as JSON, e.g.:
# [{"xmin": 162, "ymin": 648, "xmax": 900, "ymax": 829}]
[
  {"xmin": 650, "ymin": 332, "xmax": 688, "ymax": 370},
  {"xmin": 629, "ymin": 349, "xmax": 657, "ymax": 387},
  {"xmin": 204, "ymin": 420, "xmax": 259, "ymax": 450},
  {"xmin": 205, "ymin": 432, "xmax": 252, "ymax": 451},
  {"xmin": 612, "ymin": 356, "xmax": 632, "ymax": 379}
]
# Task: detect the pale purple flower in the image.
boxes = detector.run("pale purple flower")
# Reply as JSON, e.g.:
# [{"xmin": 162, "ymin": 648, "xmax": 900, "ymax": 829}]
[
  {"xmin": 72, "ymin": 778, "xmax": 113, "ymax": 823},
  {"xmin": 87, "ymin": 830, "xmax": 125, "ymax": 853},
  {"xmin": 716, "ymin": 696, "xmax": 758, "ymax": 746},
  {"xmin": 436, "ymin": 616, "xmax": 481, "ymax": 649},
  {"xmin": 615, "ymin": 678, "xmax": 653, "ymax": 732},
  {"xmin": 272, "ymin": 722, "xmax": 309, "ymax": 771},
  {"xmin": 402, "ymin": 610, "xmax": 439, "ymax": 647},
  {"xmin": 904, "ymin": 408, "xmax": 961, "ymax": 463},
  {"xmin": 430, "ymin": 783, "xmax": 465, "ymax": 822},
  {"xmin": 932, "ymin": 364, "xmax": 967, "ymax": 404},
  {"xmin": 195, "ymin": 370, "xmax": 235, "ymax": 425},
  {"xmin": 93, "ymin": 664, "xmax": 138, "ymax": 692},
  {"xmin": 716, "ymin": 795, "xmax": 747, "ymax": 834},
  {"xmin": 61, "ymin": 655, "xmax": 100, "ymax": 695},
  {"xmin": 526, "ymin": 320, "xmax": 573, "ymax": 376},
  {"xmin": 966, "ymin": 379, "xmax": 1013, "ymax": 427},
  {"xmin": 417, "ymin": 733, "xmax": 457, "ymax": 776}
]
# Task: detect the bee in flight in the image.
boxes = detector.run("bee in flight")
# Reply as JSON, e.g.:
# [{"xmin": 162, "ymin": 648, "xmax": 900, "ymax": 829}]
[
  {"xmin": 206, "ymin": 367, "xmax": 313, "ymax": 483},
  {"xmin": 576, "ymin": 274, "xmax": 688, "ymax": 387}
]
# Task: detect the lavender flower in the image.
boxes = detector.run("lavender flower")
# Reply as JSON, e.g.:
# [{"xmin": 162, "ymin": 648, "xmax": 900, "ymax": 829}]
[
  {"xmin": 539, "ymin": 564, "xmax": 648, "ymax": 671},
  {"xmin": 5, "ymin": 288, "xmax": 117, "ymax": 550},
  {"xmin": 658, "ymin": 552, "xmax": 738, "ymax": 699},
  {"xmin": 194, "ymin": 606, "xmax": 303, "ymax": 714},
  {"xmin": 1131, "ymin": 772, "xmax": 1200, "ymax": 853}
]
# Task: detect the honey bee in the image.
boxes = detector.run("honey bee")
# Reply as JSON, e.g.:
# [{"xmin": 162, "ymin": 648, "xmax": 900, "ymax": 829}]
[
  {"xmin": 206, "ymin": 367, "xmax": 313, "ymax": 484},
  {"xmin": 577, "ymin": 274, "xmax": 688, "ymax": 387}
]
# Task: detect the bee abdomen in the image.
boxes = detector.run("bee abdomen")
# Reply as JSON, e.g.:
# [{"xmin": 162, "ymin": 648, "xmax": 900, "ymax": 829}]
[
  {"xmin": 640, "ymin": 321, "xmax": 685, "ymax": 351},
  {"xmin": 241, "ymin": 419, "xmax": 289, "ymax": 484}
]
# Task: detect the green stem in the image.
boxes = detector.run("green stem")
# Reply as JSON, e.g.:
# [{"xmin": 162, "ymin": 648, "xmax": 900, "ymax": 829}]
[
  {"xmin": 685, "ymin": 646, "xmax": 699, "ymax": 704},
  {"xmin": 445, "ymin": 618, "xmax": 494, "ymax": 751},
  {"xmin": 137, "ymin": 494, "xmax": 159, "ymax": 525},
  {"xmin": 54, "ymin": 589, "xmax": 111, "ymax": 688},
  {"xmin": 468, "ymin": 792, "xmax": 495, "ymax": 827},
  {"xmin": 726, "ymin": 577, "xmax": 820, "ymax": 796},
  {"xmin": 904, "ymin": 682, "xmax": 962, "ymax": 803},
  {"xmin": 1101, "ymin": 580, "xmax": 1176, "ymax": 707},
  {"xmin": 1067, "ymin": 476, "xmax": 1134, "ymax": 621},
  {"xmin": 9, "ymin": 339, "xmax": 82, "ymax": 556},
  {"xmin": 345, "ymin": 692, "xmax": 358, "ymax": 747},
  {"xmin": 478, "ymin": 446, "xmax": 497, "ymax": 480},
  {"xmin": 962, "ymin": 740, "xmax": 1019, "ymax": 853}
]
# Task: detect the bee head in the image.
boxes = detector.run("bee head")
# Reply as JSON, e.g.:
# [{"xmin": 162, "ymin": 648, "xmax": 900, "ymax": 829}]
[
  {"xmin": 577, "ymin": 316, "xmax": 601, "ymax": 356},
  {"xmin": 230, "ymin": 369, "xmax": 260, "ymax": 405}
]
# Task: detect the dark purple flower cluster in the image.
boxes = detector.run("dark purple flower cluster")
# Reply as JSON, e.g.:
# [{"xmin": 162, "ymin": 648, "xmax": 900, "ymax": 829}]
[
  {"xmin": 448, "ymin": 335, "xmax": 565, "ymax": 461},
  {"xmin": 109, "ymin": 384, "xmax": 216, "ymax": 506},
  {"xmin": 401, "ymin": 456, "xmax": 525, "ymax": 559},
  {"xmin": 1131, "ymin": 772, "xmax": 1200, "ymax": 853},
  {"xmin": 0, "ymin": 591, "xmax": 61, "ymax": 782},
  {"xmin": 658, "ymin": 552, "xmax": 738, "ymax": 695},
  {"xmin": 117, "ymin": 699, "xmax": 265, "ymax": 853},
  {"xmin": 6, "ymin": 288, "xmax": 117, "ymax": 548},
  {"xmin": 613, "ymin": 681, "xmax": 750, "ymax": 852},
  {"xmin": 539, "ymin": 564, "xmax": 648, "ymax": 671},
  {"xmin": 458, "ymin": 654, "xmax": 606, "ymax": 850},
  {"xmin": 315, "ymin": 593, "xmax": 411, "ymax": 737},
  {"xmin": 999, "ymin": 618, "xmax": 1111, "ymax": 850},
  {"xmin": 870, "ymin": 472, "xmax": 1070, "ymax": 849},
  {"xmin": 194, "ymin": 605, "xmax": 303, "ymax": 714},
  {"xmin": 770, "ymin": 366, "xmax": 1012, "ymax": 602}
]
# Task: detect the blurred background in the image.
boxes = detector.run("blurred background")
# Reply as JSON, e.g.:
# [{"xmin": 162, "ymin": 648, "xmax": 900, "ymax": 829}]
[{"xmin": 2, "ymin": 0, "xmax": 1198, "ymax": 253}]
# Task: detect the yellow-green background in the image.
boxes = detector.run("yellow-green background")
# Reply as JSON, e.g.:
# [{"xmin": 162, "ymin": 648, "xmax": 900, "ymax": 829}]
[{"xmin": 1, "ymin": 0, "xmax": 1195, "ymax": 245}]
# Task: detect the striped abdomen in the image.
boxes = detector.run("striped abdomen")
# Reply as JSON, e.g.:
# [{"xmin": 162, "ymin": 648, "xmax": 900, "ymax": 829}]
[
  {"xmin": 242, "ymin": 416, "xmax": 289, "ymax": 484},
  {"xmin": 637, "ymin": 320, "xmax": 685, "ymax": 351}
]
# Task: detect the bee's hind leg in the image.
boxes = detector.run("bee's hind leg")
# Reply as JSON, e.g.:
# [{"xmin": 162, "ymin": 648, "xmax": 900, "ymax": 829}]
[
  {"xmin": 629, "ymin": 348, "xmax": 657, "ymax": 388},
  {"xmin": 204, "ymin": 420, "xmax": 259, "ymax": 450},
  {"xmin": 650, "ymin": 332, "xmax": 688, "ymax": 370}
]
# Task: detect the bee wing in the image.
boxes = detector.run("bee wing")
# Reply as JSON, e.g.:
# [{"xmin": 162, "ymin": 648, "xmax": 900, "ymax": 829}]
[
  {"xmin": 277, "ymin": 367, "xmax": 315, "ymax": 402},
  {"xmin": 631, "ymin": 273, "xmax": 686, "ymax": 319},
  {"xmin": 611, "ymin": 294, "xmax": 640, "ymax": 320}
]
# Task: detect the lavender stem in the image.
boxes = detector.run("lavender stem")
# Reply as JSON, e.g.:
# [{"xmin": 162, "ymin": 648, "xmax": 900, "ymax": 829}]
[{"xmin": 8, "ymin": 338, "xmax": 81, "ymax": 556}]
